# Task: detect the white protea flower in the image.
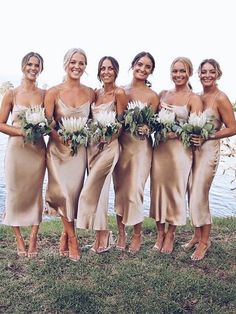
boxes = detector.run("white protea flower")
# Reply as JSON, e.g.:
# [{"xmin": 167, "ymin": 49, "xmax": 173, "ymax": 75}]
[
  {"xmin": 95, "ymin": 111, "xmax": 116, "ymax": 126},
  {"xmin": 157, "ymin": 108, "xmax": 175, "ymax": 124},
  {"xmin": 61, "ymin": 116, "xmax": 87, "ymax": 133},
  {"xmin": 25, "ymin": 106, "xmax": 47, "ymax": 125},
  {"xmin": 188, "ymin": 112, "xmax": 208, "ymax": 127},
  {"xmin": 127, "ymin": 100, "xmax": 147, "ymax": 110}
]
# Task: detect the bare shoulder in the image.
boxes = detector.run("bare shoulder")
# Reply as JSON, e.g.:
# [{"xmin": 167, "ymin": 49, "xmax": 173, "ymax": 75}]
[
  {"xmin": 159, "ymin": 89, "xmax": 168, "ymax": 99},
  {"xmin": 217, "ymin": 90, "xmax": 230, "ymax": 102},
  {"xmin": 190, "ymin": 92, "xmax": 202, "ymax": 102},
  {"xmin": 115, "ymin": 87, "xmax": 126, "ymax": 97}
]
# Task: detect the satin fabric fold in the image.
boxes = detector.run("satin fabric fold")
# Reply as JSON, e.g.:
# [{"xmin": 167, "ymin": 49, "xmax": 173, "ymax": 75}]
[
  {"xmin": 46, "ymin": 99, "xmax": 90, "ymax": 221},
  {"xmin": 188, "ymin": 106, "xmax": 222, "ymax": 227},
  {"xmin": 77, "ymin": 102, "xmax": 119, "ymax": 230},
  {"xmin": 150, "ymin": 104, "xmax": 192, "ymax": 226},
  {"xmin": 114, "ymin": 130, "xmax": 152, "ymax": 226},
  {"xmin": 3, "ymin": 105, "xmax": 46, "ymax": 226}
]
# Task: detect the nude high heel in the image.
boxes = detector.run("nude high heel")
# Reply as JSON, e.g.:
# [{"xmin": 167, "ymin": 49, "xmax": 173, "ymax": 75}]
[
  {"xmin": 97, "ymin": 231, "xmax": 114, "ymax": 254},
  {"xmin": 16, "ymin": 235, "xmax": 27, "ymax": 257},
  {"xmin": 128, "ymin": 233, "xmax": 142, "ymax": 253},
  {"xmin": 68, "ymin": 235, "xmax": 81, "ymax": 262},
  {"xmin": 28, "ymin": 235, "xmax": 38, "ymax": 258}
]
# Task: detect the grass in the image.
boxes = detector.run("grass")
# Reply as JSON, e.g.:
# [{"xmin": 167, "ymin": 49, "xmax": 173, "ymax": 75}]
[{"xmin": 0, "ymin": 216, "xmax": 235, "ymax": 314}]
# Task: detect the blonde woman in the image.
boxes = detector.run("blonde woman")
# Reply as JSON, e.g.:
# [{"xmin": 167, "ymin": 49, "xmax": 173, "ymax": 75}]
[
  {"xmin": 185, "ymin": 59, "xmax": 236, "ymax": 260},
  {"xmin": 150, "ymin": 57, "xmax": 202, "ymax": 253},
  {"xmin": 45, "ymin": 48, "xmax": 94, "ymax": 261},
  {"xmin": 0, "ymin": 52, "xmax": 46, "ymax": 257}
]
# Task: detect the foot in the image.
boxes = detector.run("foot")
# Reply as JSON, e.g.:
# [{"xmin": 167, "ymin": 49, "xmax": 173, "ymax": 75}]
[
  {"xmin": 191, "ymin": 240, "xmax": 211, "ymax": 261},
  {"xmin": 16, "ymin": 236, "xmax": 27, "ymax": 257},
  {"xmin": 153, "ymin": 232, "xmax": 165, "ymax": 251},
  {"xmin": 161, "ymin": 233, "xmax": 175, "ymax": 254},
  {"xmin": 28, "ymin": 235, "xmax": 38, "ymax": 258},
  {"xmin": 59, "ymin": 232, "xmax": 69, "ymax": 257},
  {"xmin": 89, "ymin": 235, "xmax": 100, "ymax": 254},
  {"xmin": 97, "ymin": 231, "xmax": 114, "ymax": 254},
  {"xmin": 128, "ymin": 233, "xmax": 142, "ymax": 253},
  {"xmin": 182, "ymin": 237, "xmax": 199, "ymax": 251},
  {"xmin": 68, "ymin": 235, "xmax": 80, "ymax": 262},
  {"xmin": 116, "ymin": 232, "xmax": 127, "ymax": 251}
]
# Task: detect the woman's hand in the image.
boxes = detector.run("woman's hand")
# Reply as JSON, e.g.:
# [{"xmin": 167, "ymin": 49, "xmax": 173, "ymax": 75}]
[
  {"xmin": 138, "ymin": 124, "xmax": 150, "ymax": 139},
  {"xmin": 166, "ymin": 132, "xmax": 177, "ymax": 140},
  {"xmin": 190, "ymin": 135, "xmax": 205, "ymax": 147}
]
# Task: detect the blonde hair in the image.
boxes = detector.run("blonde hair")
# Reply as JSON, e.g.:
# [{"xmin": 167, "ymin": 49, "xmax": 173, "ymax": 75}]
[
  {"xmin": 63, "ymin": 48, "xmax": 87, "ymax": 71},
  {"xmin": 170, "ymin": 57, "xmax": 193, "ymax": 77}
]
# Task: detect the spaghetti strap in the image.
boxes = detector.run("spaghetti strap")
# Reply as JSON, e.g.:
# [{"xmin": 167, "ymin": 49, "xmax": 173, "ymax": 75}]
[
  {"xmin": 185, "ymin": 92, "xmax": 192, "ymax": 106},
  {"xmin": 210, "ymin": 91, "xmax": 221, "ymax": 108}
]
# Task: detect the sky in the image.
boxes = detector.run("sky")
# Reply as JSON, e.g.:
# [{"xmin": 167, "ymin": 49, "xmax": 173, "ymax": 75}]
[{"xmin": 0, "ymin": 0, "xmax": 235, "ymax": 101}]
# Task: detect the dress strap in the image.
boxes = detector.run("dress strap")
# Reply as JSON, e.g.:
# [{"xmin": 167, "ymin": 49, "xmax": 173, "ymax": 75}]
[
  {"xmin": 210, "ymin": 91, "xmax": 221, "ymax": 108},
  {"xmin": 185, "ymin": 92, "xmax": 192, "ymax": 106}
]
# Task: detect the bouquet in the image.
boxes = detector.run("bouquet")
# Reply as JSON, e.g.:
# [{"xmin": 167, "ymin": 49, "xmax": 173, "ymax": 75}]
[
  {"xmin": 151, "ymin": 108, "xmax": 180, "ymax": 146},
  {"xmin": 18, "ymin": 106, "xmax": 51, "ymax": 144},
  {"xmin": 88, "ymin": 111, "xmax": 121, "ymax": 146},
  {"xmin": 121, "ymin": 100, "xmax": 155, "ymax": 139},
  {"xmin": 177, "ymin": 111, "xmax": 215, "ymax": 148},
  {"xmin": 57, "ymin": 116, "xmax": 89, "ymax": 156}
]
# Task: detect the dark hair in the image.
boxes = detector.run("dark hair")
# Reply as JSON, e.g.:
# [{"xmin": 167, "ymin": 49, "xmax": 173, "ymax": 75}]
[
  {"xmin": 198, "ymin": 58, "xmax": 222, "ymax": 79},
  {"xmin": 21, "ymin": 52, "xmax": 44, "ymax": 73},
  {"xmin": 130, "ymin": 51, "xmax": 155, "ymax": 87},
  {"xmin": 97, "ymin": 56, "xmax": 119, "ymax": 82},
  {"xmin": 130, "ymin": 51, "xmax": 156, "ymax": 74}
]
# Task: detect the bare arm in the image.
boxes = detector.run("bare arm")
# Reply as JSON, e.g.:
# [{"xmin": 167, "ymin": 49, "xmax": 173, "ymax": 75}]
[
  {"xmin": 44, "ymin": 87, "xmax": 60, "ymax": 142},
  {"xmin": 0, "ymin": 90, "xmax": 23, "ymax": 136},
  {"xmin": 149, "ymin": 91, "xmax": 160, "ymax": 113},
  {"xmin": 213, "ymin": 93, "xmax": 236, "ymax": 139},
  {"xmin": 189, "ymin": 94, "xmax": 203, "ymax": 113},
  {"xmin": 115, "ymin": 88, "xmax": 128, "ymax": 115}
]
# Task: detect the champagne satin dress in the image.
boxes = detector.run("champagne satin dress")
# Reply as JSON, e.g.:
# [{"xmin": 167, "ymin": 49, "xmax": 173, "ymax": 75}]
[
  {"xmin": 46, "ymin": 98, "xmax": 90, "ymax": 222},
  {"xmin": 150, "ymin": 100, "xmax": 192, "ymax": 226},
  {"xmin": 77, "ymin": 101, "xmax": 119, "ymax": 230},
  {"xmin": 188, "ymin": 92, "xmax": 222, "ymax": 226},
  {"xmin": 3, "ymin": 104, "xmax": 46, "ymax": 226},
  {"xmin": 113, "ymin": 102, "xmax": 153, "ymax": 226}
]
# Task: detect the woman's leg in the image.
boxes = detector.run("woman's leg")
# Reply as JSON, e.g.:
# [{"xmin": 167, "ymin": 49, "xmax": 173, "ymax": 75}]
[
  {"xmin": 153, "ymin": 222, "xmax": 165, "ymax": 251},
  {"xmin": 61, "ymin": 216, "xmax": 80, "ymax": 261},
  {"xmin": 191, "ymin": 224, "xmax": 211, "ymax": 261},
  {"xmin": 12, "ymin": 226, "xmax": 27, "ymax": 257},
  {"xmin": 28, "ymin": 225, "xmax": 40, "ymax": 258},
  {"xmin": 128, "ymin": 222, "xmax": 142, "ymax": 253},
  {"xmin": 97, "ymin": 230, "xmax": 113, "ymax": 253},
  {"xmin": 161, "ymin": 224, "xmax": 176, "ymax": 253},
  {"xmin": 116, "ymin": 215, "xmax": 126, "ymax": 250},
  {"xmin": 182, "ymin": 226, "xmax": 201, "ymax": 250}
]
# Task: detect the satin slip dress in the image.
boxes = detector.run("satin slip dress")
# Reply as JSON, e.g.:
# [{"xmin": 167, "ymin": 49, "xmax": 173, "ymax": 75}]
[
  {"xmin": 113, "ymin": 101, "xmax": 153, "ymax": 226},
  {"xmin": 77, "ymin": 101, "xmax": 119, "ymax": 230},
  {"xmin": 46, "ymin": 97, "xmax": 90, "ymax": 222},
  {"xmin": 3, "ymin": 91, "xmax": 46, "ymax": 226},
  {"xmin": 188, "ymin": 92, "xmax": 222, "ymax": 226},
  {"xmin": 150, "ymin": 94, "xmax": 192, "ymax": 226}
]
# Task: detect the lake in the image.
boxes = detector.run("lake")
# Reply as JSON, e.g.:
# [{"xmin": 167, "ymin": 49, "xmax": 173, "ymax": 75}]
[{"xmin": 0, "ymin": 133, "xmax": 235, "ymax": 221}]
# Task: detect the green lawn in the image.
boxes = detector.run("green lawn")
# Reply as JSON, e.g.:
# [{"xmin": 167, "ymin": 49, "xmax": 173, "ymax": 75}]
[{"xmin": 0, "ymin": 216, "xmax": 235, "ymax": 314}]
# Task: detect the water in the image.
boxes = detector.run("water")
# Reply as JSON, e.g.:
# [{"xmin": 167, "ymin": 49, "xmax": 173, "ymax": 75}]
[{"xmin": 0, "ymin": 133, "xmax": 235, "ymax": 221}]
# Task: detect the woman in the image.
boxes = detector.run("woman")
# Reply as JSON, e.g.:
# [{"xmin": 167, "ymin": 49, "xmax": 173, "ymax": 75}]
[
  {"xmin": 150, "ymin": 57, "xmax": 202, "ymax": 253},
  {"xmin": 0, "ymin": 52, "xmax": 46, "ymax": 257},
  {"xmin": 185, "ymin": 59, "xmax": 236, "ymax": 260},
  {"xmin": 45, "ymin": 48, "xmax": 94, "ymax": 261},
  {"xmin": 77, "ymin": 56, "xmax": 127, "ymax": 253},
  {"xmin": 113, "ymin": 51, "xmax": 159, "ymax": 252}
]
